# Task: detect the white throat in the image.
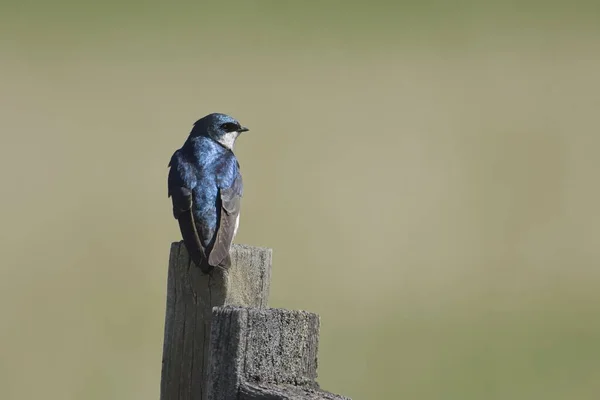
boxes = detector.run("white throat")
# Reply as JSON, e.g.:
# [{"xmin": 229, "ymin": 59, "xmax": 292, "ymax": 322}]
[{"xmin": 216, "ymin": 131, "xmax": 239, "ymax": 150}]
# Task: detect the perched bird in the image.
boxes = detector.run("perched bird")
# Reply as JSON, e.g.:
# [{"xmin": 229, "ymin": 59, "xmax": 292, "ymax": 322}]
[{"xmin": 168, "ymin": 113, "xmax": 249, "ymax": 273}]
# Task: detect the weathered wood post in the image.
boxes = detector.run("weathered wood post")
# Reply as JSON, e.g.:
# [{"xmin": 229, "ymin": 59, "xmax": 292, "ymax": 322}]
[
  {"xmin": 161, "ymin": 242, "xmax": 272, "ymax": 400},
  {"xmin": 207, "ymin": 307, "xmax": 350, "ymax": 400},
  {"xmin": 160, "ymin": 241, "xmax": 350, "ymax": 400}
]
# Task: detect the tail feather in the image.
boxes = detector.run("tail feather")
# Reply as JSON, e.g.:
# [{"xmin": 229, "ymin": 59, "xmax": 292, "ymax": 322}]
[{"xmin": 177, "ymin": 211, "xmax": 213, "ymax": 273}]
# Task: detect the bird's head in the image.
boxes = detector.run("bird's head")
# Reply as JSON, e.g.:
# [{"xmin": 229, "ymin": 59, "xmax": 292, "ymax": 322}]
[{"xmin": 191, "ymin": 113, "xmax": 249, "ymax": 150}]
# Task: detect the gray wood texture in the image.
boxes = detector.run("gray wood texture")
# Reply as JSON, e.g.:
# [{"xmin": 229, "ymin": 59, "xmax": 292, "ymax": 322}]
[
  {"xmin": 161, "ymin": 241, "xmax": 273, "ymax": 400},
  {"xmin": 207, "ymin": 306, "xmax": 350, "ymax": 400}
]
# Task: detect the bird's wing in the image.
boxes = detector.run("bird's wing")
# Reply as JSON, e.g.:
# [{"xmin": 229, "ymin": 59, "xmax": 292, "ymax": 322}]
[
  {"xmin": 168, "ymin": 151, "xmax": 211, "ymax": 272},
  {"xmin": 208, "ymin": 169, "xmax": 243, "ymax": 267}
]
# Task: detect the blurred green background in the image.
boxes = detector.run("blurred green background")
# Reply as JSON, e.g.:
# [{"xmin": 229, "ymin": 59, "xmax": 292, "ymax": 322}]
[{"xmin": 1, "ymin": 1, "xmax": 600, "ymax": 399}]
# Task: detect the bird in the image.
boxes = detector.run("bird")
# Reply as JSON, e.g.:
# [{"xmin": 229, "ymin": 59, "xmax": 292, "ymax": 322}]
[{"xmin": 168, "ymin": 113, "xmax": 249, "ymax": 273}]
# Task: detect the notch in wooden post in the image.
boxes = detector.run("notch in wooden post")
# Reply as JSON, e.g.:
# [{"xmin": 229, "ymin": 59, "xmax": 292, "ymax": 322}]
[{"xmin": 160, "ymin": 241, "xmax": 272, "ymax": 400}]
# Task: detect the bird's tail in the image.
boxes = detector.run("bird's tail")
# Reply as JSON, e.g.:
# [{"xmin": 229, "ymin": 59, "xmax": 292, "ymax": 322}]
[{"xmin": 178, "ymin": 214, "xmax": 213, "ymax": 273}]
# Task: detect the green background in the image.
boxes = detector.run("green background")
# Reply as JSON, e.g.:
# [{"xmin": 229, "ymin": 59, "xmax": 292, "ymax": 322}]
[{"xmin": 1, "ymin": 1, "xmax": 600, "ymax": 399}]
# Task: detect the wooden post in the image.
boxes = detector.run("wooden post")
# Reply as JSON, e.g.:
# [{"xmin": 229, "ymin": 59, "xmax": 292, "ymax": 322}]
[
  {"xmin": 207, "ymin": 306, "xmax": 350, "ymax": 400},
  {"xmin": 160, "ymin": 242, "xmax": 272, "ymax": 400}
]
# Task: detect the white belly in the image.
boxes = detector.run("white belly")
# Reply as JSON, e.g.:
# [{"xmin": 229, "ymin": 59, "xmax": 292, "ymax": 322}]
[{"xmin": 233, "ymin": 213, "xmax": 240, "ymax": 238}]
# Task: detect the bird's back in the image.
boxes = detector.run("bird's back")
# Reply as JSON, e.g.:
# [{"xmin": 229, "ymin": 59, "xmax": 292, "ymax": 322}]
[{"xmin": 168, "ymin": 136, "xmax": 242, "ymax": 255}]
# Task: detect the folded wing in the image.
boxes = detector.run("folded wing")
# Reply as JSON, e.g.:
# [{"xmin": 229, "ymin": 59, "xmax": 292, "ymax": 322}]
[
  {"xmin": 208, "ymin": 171, "xmax": 243, "ymax": 267},
  {"xmin": 168, "ymin": 152, "xmax": 212, "ymax": 272}
]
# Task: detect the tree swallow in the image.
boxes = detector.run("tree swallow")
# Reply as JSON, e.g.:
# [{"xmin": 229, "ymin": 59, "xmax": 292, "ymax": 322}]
[{"xmin": 168, "ymin": 113, "xmax": 249, "ymax": 273}]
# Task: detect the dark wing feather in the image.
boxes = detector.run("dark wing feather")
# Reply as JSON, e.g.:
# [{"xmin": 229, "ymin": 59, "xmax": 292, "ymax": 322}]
[
  {"xmin": 168, "ymin": 152, "xmax": 211, "ymax": 272},
  {"xmin": 207, "ymin": 172, "xmax": 243, "ymax": 267}
]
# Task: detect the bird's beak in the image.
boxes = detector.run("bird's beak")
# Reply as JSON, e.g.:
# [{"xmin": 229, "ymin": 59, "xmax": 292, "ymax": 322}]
[{"xmin": 238, "ymin": 126, "xmax": 249, "ymax": 133}]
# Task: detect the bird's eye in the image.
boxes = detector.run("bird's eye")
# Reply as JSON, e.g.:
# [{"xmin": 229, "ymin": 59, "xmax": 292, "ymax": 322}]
[{"xmin": 220, "ymin": 122, "xmax": 238, "ymax": 132}]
